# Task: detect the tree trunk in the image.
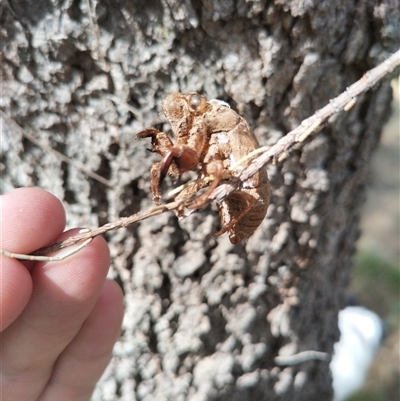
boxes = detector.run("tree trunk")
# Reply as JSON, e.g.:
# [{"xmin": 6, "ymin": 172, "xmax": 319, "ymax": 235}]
[{"xmin": 1, "ymin": 0, "xmax": 398, "ymax": 400}]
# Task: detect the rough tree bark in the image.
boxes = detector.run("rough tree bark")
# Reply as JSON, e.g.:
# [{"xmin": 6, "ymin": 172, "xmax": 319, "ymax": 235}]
[{"xmin": 1, "ymin": 0, "xmax": 398, "ymax": 400}]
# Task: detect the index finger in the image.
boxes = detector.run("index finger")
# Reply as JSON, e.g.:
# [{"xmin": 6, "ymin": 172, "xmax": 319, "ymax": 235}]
[{"xmin": 0, "ymin": 187, "xmax": 66, "ymax": 330}]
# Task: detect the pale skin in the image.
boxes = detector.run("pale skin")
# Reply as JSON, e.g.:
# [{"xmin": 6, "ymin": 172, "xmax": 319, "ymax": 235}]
[{"xmin": 0, "ymin": 187, "xmax": 124, "ymax": 401}]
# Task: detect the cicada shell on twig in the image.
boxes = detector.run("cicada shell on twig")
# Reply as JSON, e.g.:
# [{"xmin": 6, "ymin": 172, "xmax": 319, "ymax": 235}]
[{"xmin": 136, "ymin": 92, "xmax": 270, "ymax": 243}]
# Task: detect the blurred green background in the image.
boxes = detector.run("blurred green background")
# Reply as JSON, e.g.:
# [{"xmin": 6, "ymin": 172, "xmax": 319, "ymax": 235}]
[{"xmin": 348, "ymin": 78, "xmax": 399, "ymax": 401}]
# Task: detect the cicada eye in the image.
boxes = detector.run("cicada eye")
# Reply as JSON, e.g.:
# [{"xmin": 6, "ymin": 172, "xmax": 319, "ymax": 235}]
[
  {"xmin": 188, "ymin": 94, "xmax": 202, "ymax": 110},
  {"xmin": 188, "ymin": 93, "xmax": 209, "ymax": 114}
]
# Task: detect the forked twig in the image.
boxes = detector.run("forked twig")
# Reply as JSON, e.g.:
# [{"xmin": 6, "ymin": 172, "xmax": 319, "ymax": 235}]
[
  {"xmin": 1, "ymin": 202, "xmax": 181, "ymax": 261},
  {"xmin": 1, "ymin": 238, "xmax": 94, "ymax": 262},
  {"xmin": 1, "ymin": 50, "xmax": 399, "ymax": 261}
]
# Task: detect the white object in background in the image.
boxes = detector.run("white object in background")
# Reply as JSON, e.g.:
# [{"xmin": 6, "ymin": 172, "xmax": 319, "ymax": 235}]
[{"xmin": 330, "ymin": 306, "xmax": 384, "ymax": 401}]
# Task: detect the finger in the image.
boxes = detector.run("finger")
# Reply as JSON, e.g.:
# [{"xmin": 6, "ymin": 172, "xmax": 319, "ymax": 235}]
[
  {"xmin": 0, "ymin": 188, "xmax": 66, "ymax": 330},
  {"xmin": 1, "ymin": 187, "xmax": 66, "ymax": 254},
  {"xmin": 39, "ymin": 280, "xmax": 124, "ymax": 401},
  {"xmin": 0, "ymin": 258, "xmax": 32, "ymax": 331},
  {"xmin": 1, "ymin": 231, "xmax": 110, "ymax": 401}
]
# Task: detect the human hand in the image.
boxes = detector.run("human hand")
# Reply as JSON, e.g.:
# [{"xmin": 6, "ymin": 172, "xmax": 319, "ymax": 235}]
[{"xmin": 1, "ymin": 187, "xmax": 124, "ymax": 401}]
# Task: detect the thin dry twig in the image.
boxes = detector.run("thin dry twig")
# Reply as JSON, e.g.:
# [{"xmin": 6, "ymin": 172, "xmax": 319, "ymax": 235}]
[
  {"xmin": 1, "ymin": 49, "xmax": 399, "ymax": 261},
  {"xmin": 84, "ymin": 0, "xmax": 109, "ymax": 72},
  {"xmin": 105, "ymin": 93, "xmax": 143, "ymax": 119},
  {"xmin": 0, "ymin": 110, "xmax": 112, "ymax": 188},
  {"xmin": 274, "ymin": 350, "xmax": 331, "ymax": 366}
]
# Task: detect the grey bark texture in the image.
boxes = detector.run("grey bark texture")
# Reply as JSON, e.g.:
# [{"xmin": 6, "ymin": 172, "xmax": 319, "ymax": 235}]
[{"xmin": 1, "ymin": 0, "xmax": 399, "ymax": 400}]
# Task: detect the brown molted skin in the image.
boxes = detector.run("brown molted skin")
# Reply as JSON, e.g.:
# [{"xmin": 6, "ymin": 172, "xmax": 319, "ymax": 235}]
[{"xmin": 136, "ymin": 92, "xmax": 270, "ymax": 243}]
